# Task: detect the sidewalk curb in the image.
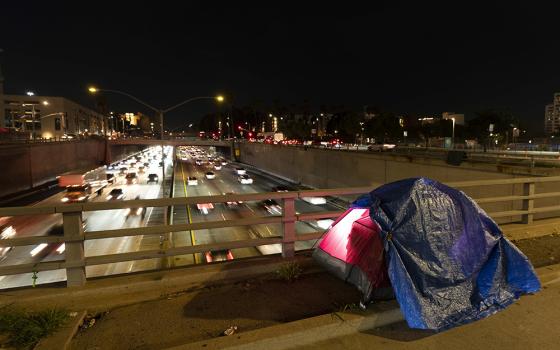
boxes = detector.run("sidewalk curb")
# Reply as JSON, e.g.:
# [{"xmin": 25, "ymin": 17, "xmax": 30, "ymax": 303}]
[
  {"xmin": 35, "ymin": 310, "xmax": 87, "ymax": 350},
  {"xmin": 166, "ymin": 302, "xmax": 404, "ymax": 350}
]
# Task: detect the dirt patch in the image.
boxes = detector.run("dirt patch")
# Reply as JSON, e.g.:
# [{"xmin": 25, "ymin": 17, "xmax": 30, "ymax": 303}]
[
  {"xmin": 70, "ymin": 272, "xmax": 360, "ymax": 350},
  {"xmin": 514, "ymin": 234, "xmax": 560, "ymax": 268}
]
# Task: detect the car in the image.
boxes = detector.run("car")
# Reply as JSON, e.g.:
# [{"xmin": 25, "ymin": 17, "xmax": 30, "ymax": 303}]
[
  {"xmin": 195, "ymin": 159, "xmax": 203, "ymax": 166},
  {"xmin": 143, "ymin": 162, "xmax": 150, "ymax": 167},
  {"xmin": 221, "ymin": 160, "xmax": 227, "ymax": 166},
  {"xmin": 1, "ymin": 224, "xmax": 16, "ymax": 258},
  {"xmin": 311, "ymin": 218, "xmax": 335, "ymax": 230},
  {"xmin": 236, "ymin": 167, "xmax": 246, "ymax": 175},
  {"xmin": 119, "ymin": 167, "xmax": 128, "ymax": 175},
  {"xmin": 187, "ymin": 177, "xmax": 198, "ymax": 186},
  {"xmin": 205, "ymin": 172, "xmax": 216, "ymax": 179},
  {"xmin": 368, "ymin": 143, "xmax": 396, "ymax": 152},
  {"xmin": 273, "ymin": 185, "xmax": 292, "ymax": 192},
  {"xmin": 260, "ymin": 199, "xmax": 282, "ymax": 215},
  {"xmin": 302, "ymin": 196, "xmax": 327, "ymax": 205},
  {"xmin": 197, "ymin": 203, "xmax": 214, "ymax": 215},
  {"xmin": 125, "ymin": 172, "xmax": 138, "ymax": 184},
  {"xmin": 238, "ymin": 174, "xmax": 253, "ymax": 184},
  {"xmin": 30, "ymin": 224, "xmax": 65, "ymax": 257},
  {"xmin": 106, "ymin": 173, "xmax": 116, "ymax": 184},
  {"xmin": 158, "ymin": 161, "xmax": 164, "ymax": 167},
  {"xmin": 223, "ymin": 192, "xmax": 242, "ymax": 207},
  {"xmin": 61, "ymin": 190, "xmax": 89, "ymax": 203},
  {"xmin": 205, "ymin": 249, "xmax": 234, "ymax": 263},
  {"xmin": 107, "ymin": 188, "xmax": 125, "ymax": 200},
  {"xmin": 147, "ymin": 173, "xmax": 159, "ymax": 183},
  {"xmin": 213, "ymin": 164, "xmax": 222, "ymax": 170},
  {"xmin": 138, "ymin": 166, "xmax": 145, "ymax": 174},
  {"xmin": 125, "ymin": 196, "xmax": 146, "ymax": 220}
]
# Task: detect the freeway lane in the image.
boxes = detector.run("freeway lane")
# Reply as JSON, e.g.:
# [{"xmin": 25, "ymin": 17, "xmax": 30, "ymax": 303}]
[
  {"xmin": 168, "ymin": 147, "xmax": 340, "ymax": 265},
  {"xmin": 1, "ymin": 145, "xmax": 342, "ymax": 289},
  {"xmin": 0, "ymin": 146, "xmax": 172, "ymax": 289}
]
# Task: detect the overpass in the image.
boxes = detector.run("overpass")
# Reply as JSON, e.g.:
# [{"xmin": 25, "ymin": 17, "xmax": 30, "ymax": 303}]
[{"xmin": 108, "ymin": 138, "xmax": 232, "ymax": 148}]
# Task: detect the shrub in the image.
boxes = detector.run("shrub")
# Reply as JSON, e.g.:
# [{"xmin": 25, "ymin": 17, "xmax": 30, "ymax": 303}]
[
  {"xmin": 276, "ymin": 262, "xmax": 303, "ymax": 282},
  {"xmin": 0, "ymin": 306, "xmax": 69, "ymax": 349}
]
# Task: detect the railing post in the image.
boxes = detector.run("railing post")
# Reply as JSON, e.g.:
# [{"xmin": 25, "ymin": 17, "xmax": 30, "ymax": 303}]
[
  {"xmin": 522, "ymin": 181, "xmax": 535, "ymax": 224},
  {"xmin": 62, "ymin": 211, "xmax": 86, "ymax": 287},
  {"xmin": 282, "ymin": 197, "xmax": 296, "ymax": 258}
]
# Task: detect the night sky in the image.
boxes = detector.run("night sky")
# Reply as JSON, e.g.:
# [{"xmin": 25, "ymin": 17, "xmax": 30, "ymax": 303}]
[{"xmin": 1, "ymin": 2, "xmax": 559, "ymax": 133}]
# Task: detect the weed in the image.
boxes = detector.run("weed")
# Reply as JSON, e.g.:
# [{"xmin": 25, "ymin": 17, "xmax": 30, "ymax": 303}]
[
  {"xmin": 276, "ymin": 262, "xmax": 302, "ymax": 282},
  {"xmin": 0, "ymin": 306, "xmax": 69, "ymax": 349}
]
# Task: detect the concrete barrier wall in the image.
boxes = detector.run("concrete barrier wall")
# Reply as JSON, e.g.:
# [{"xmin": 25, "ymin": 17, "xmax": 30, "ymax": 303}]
[
  {"xmin": 0, "ymin": 141, "xmax": 146, "ymax": 199},
  {"xmin": 239, "ymin": 143, "xmax": 560, "ymax": 223}
]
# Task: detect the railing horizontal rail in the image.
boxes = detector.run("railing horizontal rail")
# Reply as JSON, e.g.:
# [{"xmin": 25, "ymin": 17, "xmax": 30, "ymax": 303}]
[
  {"xmin": 0, "ymin": 235, "xmax": 66, "ymax": 248},
  {"xmin": 86, "ymin": 237, "xmax": 283, "ymax": 267},
  {"xmin": 448, "ymin": 176, "xmax": 560, "ymax": 188},
  {"xmin": 297, "ymin": 211, "xmax": 345, "ymax": 221},
  {"xmin": 0, "ymin": 259, "xmax": 81, "ymax": 276},
  {"xmin": 295, "ymin": 232, "xmax": 324, "ymax": 241},
  {"xmin": 2, "ymin": 176, "xmax": 560, "ymax": 217},
  {"xmin": 86, "ymin": 217, "xmax": 283, "ymax": 240},
  {"xmin": 476, "ymin": 192, "xmax": 560, "ymax": 204}
]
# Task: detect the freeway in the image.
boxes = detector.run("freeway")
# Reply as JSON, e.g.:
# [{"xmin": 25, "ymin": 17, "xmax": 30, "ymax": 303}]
[
  {"xmin": 0, "ymin": 146, "xmax": 172, "ymax": 289},
  {"xmin": 0, "ymin": 145, "xmax": 342, "ymax": 289}
]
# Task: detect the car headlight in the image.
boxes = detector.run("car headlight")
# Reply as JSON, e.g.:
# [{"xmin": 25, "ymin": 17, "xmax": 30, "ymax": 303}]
[
  {"xmin": 61, "ymin": 197, "xmax": 69, "ymax": 202},
  {"xmin": 136, "ymin": 208, "xmax": 143, "ymax": 215},
  {"xmin": 117, "ymin": 194, "xmax": 124, "ymax": 199},
  {"xmin": 106, "ymin": 195, "xmax": 112, "ymax": 200},
  {"xmin": 78, "ymin": 196, "xmax": 86, "ymax": 201},
  {"xmin": 124, "ymin": 208, "xmax": 131, "ymax": 215}
]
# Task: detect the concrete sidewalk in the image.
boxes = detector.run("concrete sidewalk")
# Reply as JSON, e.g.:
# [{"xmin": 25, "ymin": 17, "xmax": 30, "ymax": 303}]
[{"xmin": 300, "ymin": 265, "xmax": 560, "ymax": 350}]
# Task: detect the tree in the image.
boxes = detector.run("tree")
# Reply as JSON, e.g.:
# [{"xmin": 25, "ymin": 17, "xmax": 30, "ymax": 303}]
[{"xmin": 363, "ymin": 112, "xmax": 402, "ymax": 142}]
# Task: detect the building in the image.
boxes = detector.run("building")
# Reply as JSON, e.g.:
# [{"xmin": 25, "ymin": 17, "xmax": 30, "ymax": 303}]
[
  {"xmin": 545, "ymin": 93, "xmax": 560, "ymax": 135},
  {"xmin": 442, "ymin": 112, "xmax": 465, "ymax": 126},
  {"xmin": 3, "ymin": 94, "xmax": 106, "ymax": 139},
  {"xmin": 112, "ymin": 112, "xmax": 154, "ymax": 136}
]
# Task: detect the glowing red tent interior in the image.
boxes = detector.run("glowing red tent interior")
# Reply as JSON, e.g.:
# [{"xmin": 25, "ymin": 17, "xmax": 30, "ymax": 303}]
[{"xmin": 313, "ymin": 208, "xmax": 391, "ymax": 302}]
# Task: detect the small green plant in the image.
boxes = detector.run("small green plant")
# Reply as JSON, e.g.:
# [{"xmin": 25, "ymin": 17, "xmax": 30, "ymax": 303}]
[
  {"xmin": 0, "ymin": 306, "xmax": 69, "ymax": 349},
  {"xmin": 330, "ymin": 302, "xmax": 361, "ymax": 322},
  {"xmin": 276, "ymin": 262, "xmax": 302, "ymax": 282},
  {"xmin": 31, "ymin": 269, "xmax": 38, "ymax": 288}
]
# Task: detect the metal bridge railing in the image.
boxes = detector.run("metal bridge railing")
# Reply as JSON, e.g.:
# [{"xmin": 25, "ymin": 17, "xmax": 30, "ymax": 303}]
[{"xmin": 1, "ymin": 176, "xmax": 560, "ymax": 287}]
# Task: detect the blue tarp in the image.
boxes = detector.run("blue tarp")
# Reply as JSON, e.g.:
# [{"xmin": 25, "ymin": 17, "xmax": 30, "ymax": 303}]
[{"xmin": 352, "ymin": 177, "xmax": 540, "ymax": 331}]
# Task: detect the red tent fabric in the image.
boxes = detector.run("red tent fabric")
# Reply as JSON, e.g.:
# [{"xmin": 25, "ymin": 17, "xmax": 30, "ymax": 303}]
[{"xmin": 314, "ymin": 208, "xmax": 391, "ymax": 301}]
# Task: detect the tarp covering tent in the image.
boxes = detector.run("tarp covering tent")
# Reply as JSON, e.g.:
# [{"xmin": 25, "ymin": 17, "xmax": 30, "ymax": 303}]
[{"xmin": 314, "ymin": 177, "xmax": 540, "ymax": 331}]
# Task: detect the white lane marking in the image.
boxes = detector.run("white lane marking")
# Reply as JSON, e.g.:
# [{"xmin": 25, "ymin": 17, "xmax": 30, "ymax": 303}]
[
  {"xmin": 246, "ymin": 204, "xmax": 255, "ymax": 213},
  {"xmin": 221, "ymin": 213, "xmax": 226, "ymax": 221}
]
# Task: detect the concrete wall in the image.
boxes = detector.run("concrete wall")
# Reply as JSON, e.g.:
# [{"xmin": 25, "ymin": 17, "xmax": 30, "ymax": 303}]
[
  {"xmin": 0, "ymin": 140, "xmax": 146, "ymax": 199},
  {"xmin": 238, "ymin": 143, "xmax": 560, "ymax": 223}
]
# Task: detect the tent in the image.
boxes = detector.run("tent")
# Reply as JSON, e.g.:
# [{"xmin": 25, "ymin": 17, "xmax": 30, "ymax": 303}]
[{"xmin": 313, "ymin": 177, "xmax": 540, "ymax": 331}]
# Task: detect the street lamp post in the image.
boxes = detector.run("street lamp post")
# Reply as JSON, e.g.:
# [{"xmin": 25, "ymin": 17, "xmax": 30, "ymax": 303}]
[
  {"xmin": 87, "ymin": 86, "xmax": 224, "ymax": 234},
  {"xmin": 451, "ymin": 117, "xmax": 455, "ymax": 149}
]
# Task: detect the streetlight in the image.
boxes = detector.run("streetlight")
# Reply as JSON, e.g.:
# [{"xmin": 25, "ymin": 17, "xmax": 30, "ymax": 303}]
[
  {"xmin": 88, "ymin": 86, "xmax": 223, "ymax": 140},
  {"xmin": 87, "ymin": 86, "xmax": 224, "ymax": 231},
  {"xmin": 451, "ymin": 117, "xmax": 455, "ymax": 149}
]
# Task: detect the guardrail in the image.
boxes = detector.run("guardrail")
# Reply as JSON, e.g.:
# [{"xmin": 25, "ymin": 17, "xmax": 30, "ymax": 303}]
[{"xmin": 1, "ymin": 176, "xmax": 560, "ymax": 288}]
